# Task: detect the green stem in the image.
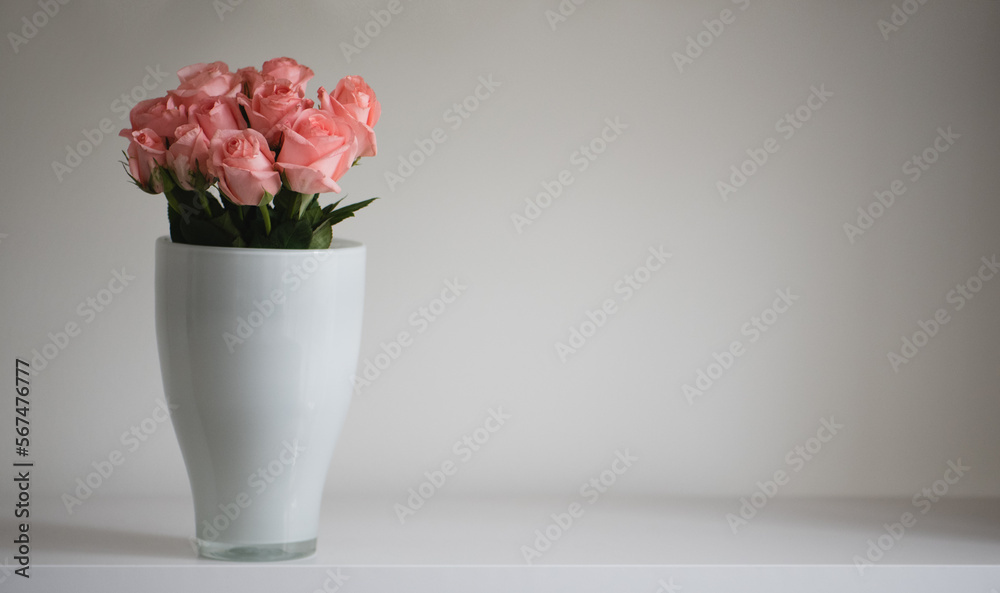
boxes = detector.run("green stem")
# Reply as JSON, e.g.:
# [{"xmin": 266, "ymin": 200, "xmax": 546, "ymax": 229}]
[
  {"xmin": 259, "ymin": 203, "xmax": 272, "ymax": 235},
  {"xmin": 197, "ymin": 190, "xmax": 212, "ymax": 218}
]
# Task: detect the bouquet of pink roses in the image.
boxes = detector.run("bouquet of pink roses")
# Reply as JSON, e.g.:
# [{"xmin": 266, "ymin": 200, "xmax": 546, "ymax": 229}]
[{"xmin": 120, "ymin": 57, "xmax": 380, "ymax": 249}]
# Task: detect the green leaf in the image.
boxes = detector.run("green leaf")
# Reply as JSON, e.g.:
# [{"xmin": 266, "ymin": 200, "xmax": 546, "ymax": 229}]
[
  {"xmin": 309, "ymin": 220, "xmax": 333, "ymax": 249},
  {"xmin": 248, "ymin": 233, "xmax": 268, "ymax": 249},
  {"xmin": 303, "ymin": 196, "xmax": 324, "ymax": 225},
  {"xmin": 167, "ymin": 203, "xmax": 187, "ymax": 243},
  {"xmin": 286, "ymin": 193, "xmax": 302, "ymax": 221},
  {"xmin": 271, "ymin": 186, "xmax": 295, "ymax": 220},
  {"xmin": 319, "ymin": 197, "xmax": 378, "ymax": 227},
  {"xmin": 184, "ymin": 217, "xmax": 238, "ymax": 247},
  {"xmin": 321, "ymin": 196, "xmax": 346, "ymax": 217},
  {"xmin": 295, "ymin": 193, "xmax": 317, "ymax": 220},
  {"xmin": 165, "ymin": 187, "xmax": 208, "ymax": 222},
  {"xmin": 164, "ymin": 193, "xmax": 185, "ymax": 217},
  {"xmin": 256, "ymin": 219, "xmax": 313, "ymax": 249},
  {"xmin": 286, "ymin": 220, "xmax": 314, "ymax": 249},
  {"xmin": 208, "ymin": 211, "xmax": 241, "ymax": 240},
  {"xmin": 164, "ymin": 185, "xmax": 231, "ymax": 246},
  {"xmin": 166, "ymin": 180, "xmax": 375, "ymax": 249}
]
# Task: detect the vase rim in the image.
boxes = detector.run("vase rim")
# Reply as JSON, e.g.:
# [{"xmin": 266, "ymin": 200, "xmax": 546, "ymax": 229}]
[{"xmin": 155, "ymin": 235, "xmax": 364, "ymax": 254}]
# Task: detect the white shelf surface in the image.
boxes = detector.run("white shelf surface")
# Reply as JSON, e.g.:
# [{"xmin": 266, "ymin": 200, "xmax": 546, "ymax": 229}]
[{"xmin": 2, "ymin": 495, "xmax": 999, "ymax": 592}]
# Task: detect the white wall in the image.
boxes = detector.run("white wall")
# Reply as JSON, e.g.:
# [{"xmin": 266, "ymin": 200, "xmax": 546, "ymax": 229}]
[{"xmin": 1, "ymin": 0, "xmax": 998, "ymax": 508}]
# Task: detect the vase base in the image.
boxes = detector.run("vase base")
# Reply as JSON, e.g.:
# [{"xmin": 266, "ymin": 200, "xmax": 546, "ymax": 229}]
[{"xmin": 196, "ymin": 538, "xmax": 316, "ymax": 562}]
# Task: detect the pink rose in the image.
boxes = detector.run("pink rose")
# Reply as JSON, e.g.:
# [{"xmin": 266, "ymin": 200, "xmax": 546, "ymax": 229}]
[
  {"xmin": 167, "ymin": 124, "xmax": 212, "ymax": 191},
  {"xmin": 275, "ymin": 109, "xmax": 358, "ymax": 194},
  {"xmin": 208, "ymin": 129, "xmax": 281, "ymax": 206},
  {"xmin": 238, "ymin": 80, "xmax": 312, "ymax": 147},
  {"xmin": 169, "ymin": 61, "xmax": 240, "ymax": 106},
  {"xmin": 126, "ymin": 128, "xmax": 168, "ymax": 193},
  {"xmin": 237, "ymin": 66, "xmax": 265, "ymax": 97},
  {"xmin": 119, "ymin": 96, "xmax": 187, "ymax": 143},
  {"xmin": 188, "ymin": 96, "xmax": 246, "ymax": 142},
  {"xmin": 333, "ymin": 76, "xmax": 381, "ymax": 128},
  {"xmin": 261, "ymin": 57, "xmax": 314, "ymax": 92},
  {"xmin": 317, "ymin": 76, "xmax": 379, "ymax": 158}
]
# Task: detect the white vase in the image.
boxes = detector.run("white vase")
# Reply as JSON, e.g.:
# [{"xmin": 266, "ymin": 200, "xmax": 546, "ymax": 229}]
[{"xmin": 154, "ymin": 236, "xmax": 365, "ymax": 561}]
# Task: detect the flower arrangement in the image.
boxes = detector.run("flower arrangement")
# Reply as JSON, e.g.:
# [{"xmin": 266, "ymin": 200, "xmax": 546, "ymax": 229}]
[{"xmin": 120, "ymin": 57, "xmax": 380, "ymax": 249}]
